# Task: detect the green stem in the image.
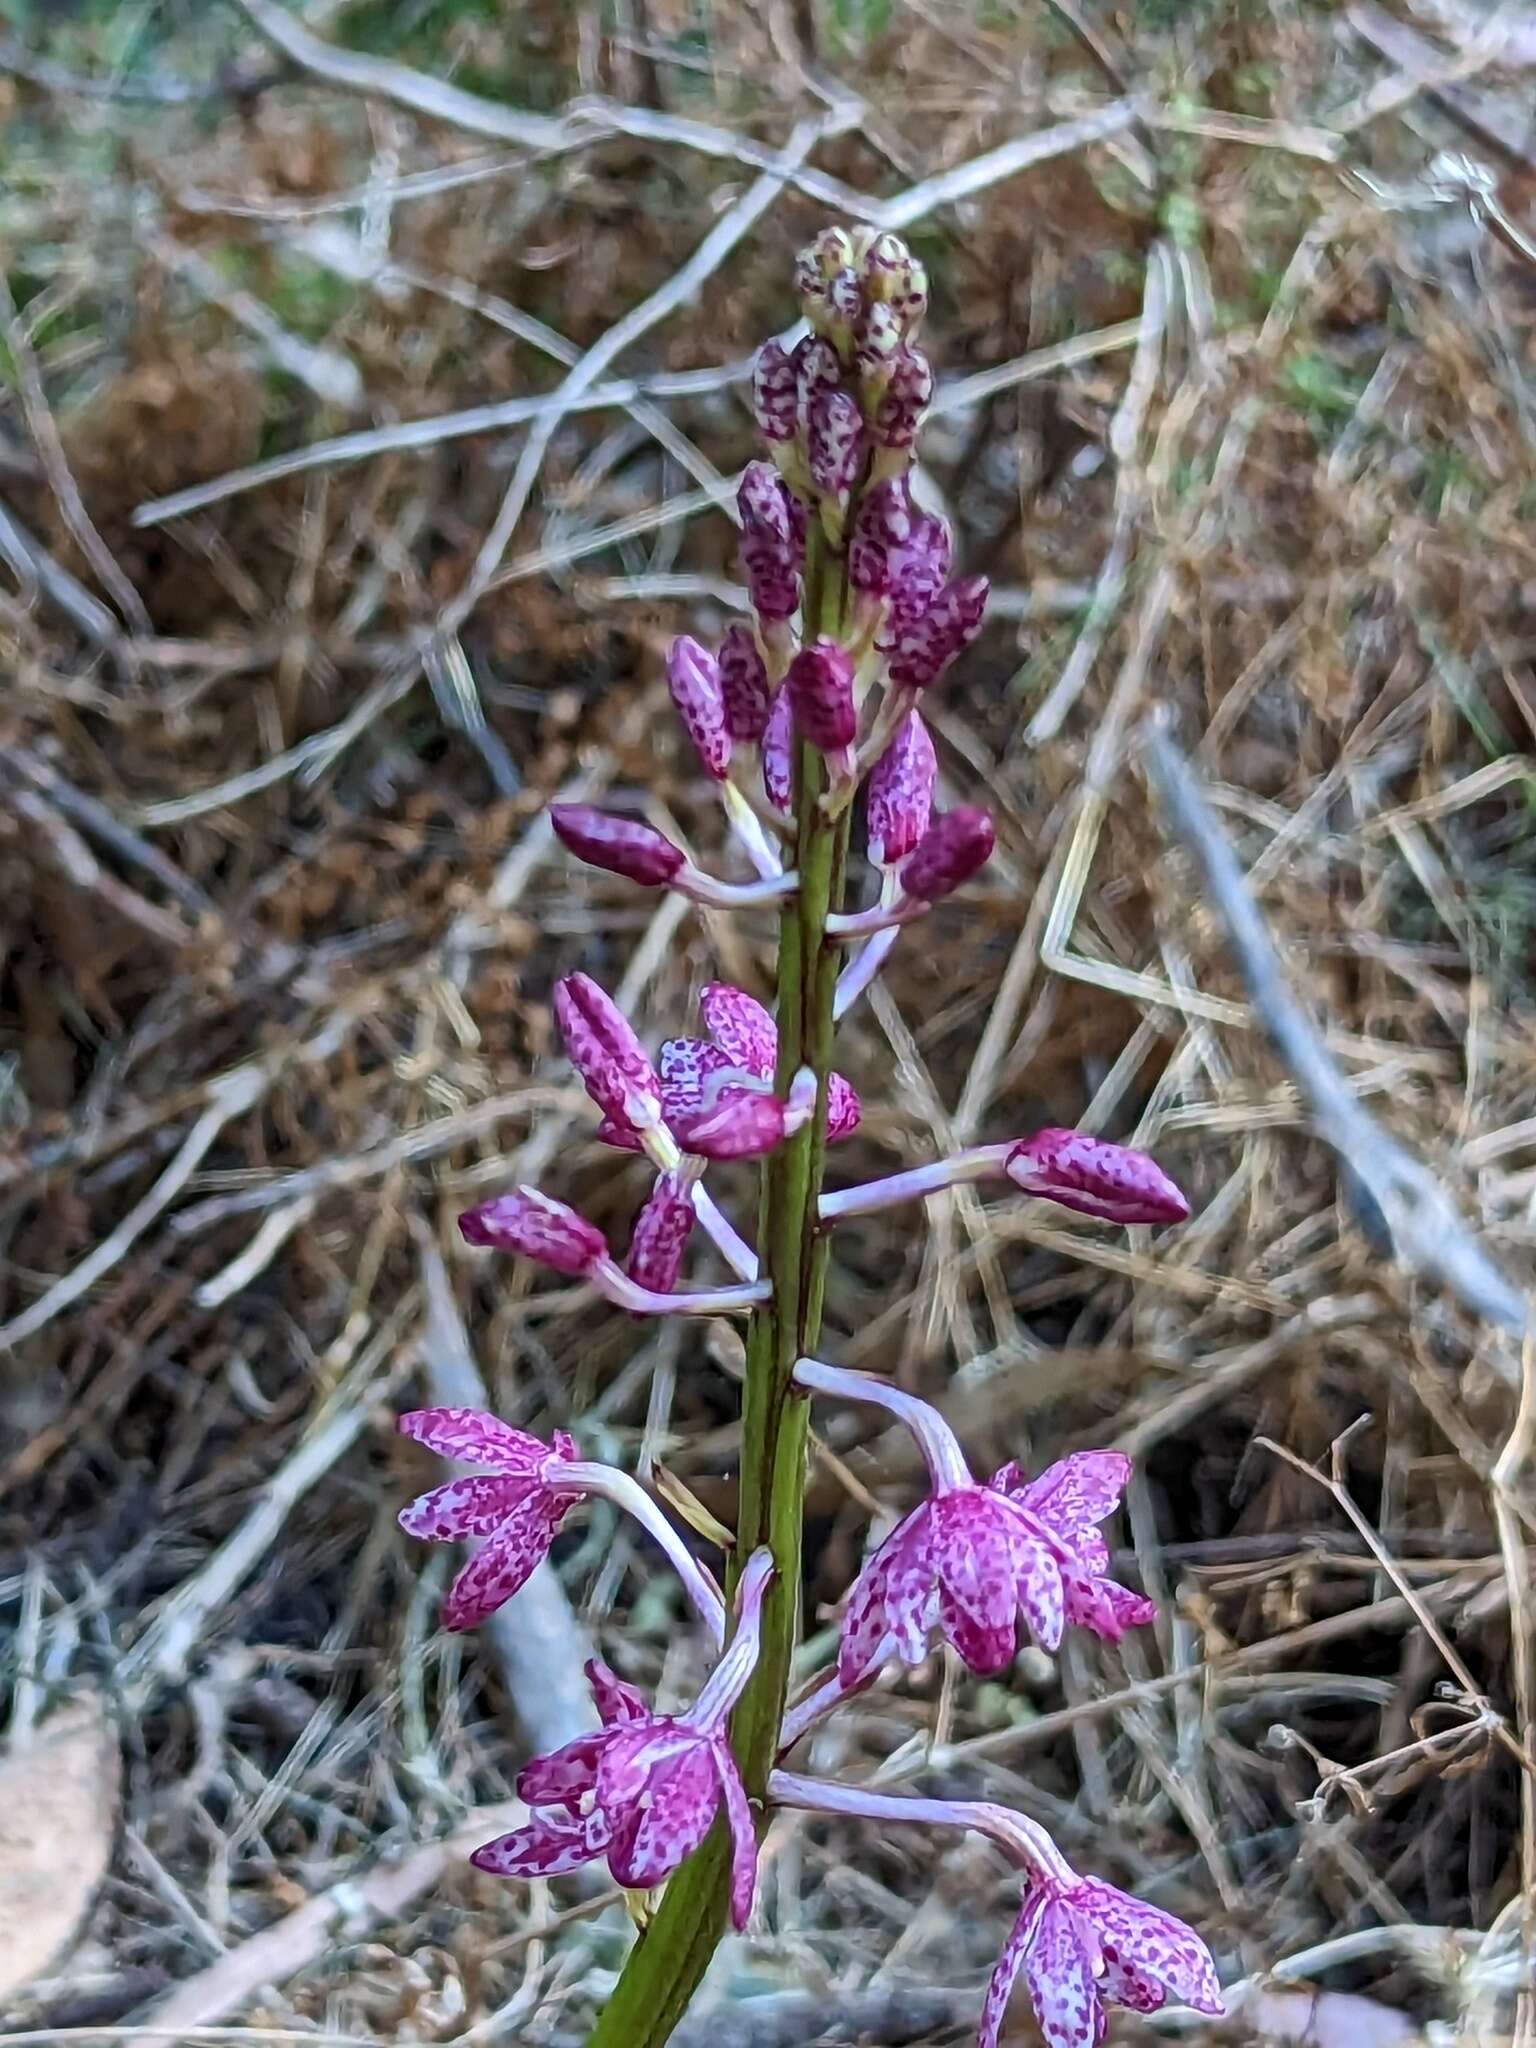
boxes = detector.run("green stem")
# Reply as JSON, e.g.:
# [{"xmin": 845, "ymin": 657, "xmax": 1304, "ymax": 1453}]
[{"xmin": 583, "ymin": 530, "xmax": 849, "ymax": 2048}]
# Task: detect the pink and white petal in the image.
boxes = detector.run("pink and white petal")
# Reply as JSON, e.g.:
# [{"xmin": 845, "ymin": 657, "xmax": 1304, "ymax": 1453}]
[
  {"xmin": 471, "ymin": 1806, "xmax": 609, "ymax": 1878},
  {"xmin": 998, "ymin": 1513, "xmax": 1066, "ymax": 1652},
  {"xmin": 398, "ymin": 1406, "xmax": 546, "ymax": 1472},
  {"xmin": 398, "ymin": 1473, "xmax": 523, "ymax": 1542},
  {"xmin": 595, "ymin": 1115, "xmax": 646, "ymax": 1153},
  {"xmin": 838, "ymin": 1505, "xmax": 934, "ymax": 1683},
  {"xmin": 585, "ymin": 1656, "xmax": 649, "ymax": 1726},
  {"xmin": 1073, "ymin": 1879, "xmax": 1224, "ymax": 2016},
  {"xmin": 516, "ymin": 1730, "xmax": 606, "ymax": 1811},
  {"xmin": 979, "ymin": 1891, "xmax": 1047, "ymax": 2048},
  {"xmin": 1023, "ymin": 1896, "xmax": 1104, "ymax": 2048},
  {"xmin": 441, "ymin": 1494, "xmax": 568, "ymax": 1631},
  {"xmin": 1061, "ymin": 1563, "xmax": 1156, "ymax": 1642},
  {"xmin": 658, "ymin": 1036, "xmax": 734, "ymax": 1123},
  {"xmin": 607, "ymin": 1744, "xmax": 719, "ymax": 1890},
  {"xmin": 932, "ymin": 1495, "xmax": 1023, "ymax": 1675},
  {"xmin": 712, "ymin": 1743, "xmax": 759, "ymax": 1930},
  {"xmin": 594, "ymin": 1719, "xmax": 698, "ymax": 1812},
  {"xmin": 1013, "ymin": 1451, "xmax": 1132, "ymax": 1552},
  {"xmin": 826, "ymin": 1071, "xmax": 861, "ymax": 1141},
  {"xmin": 699, "ymin": 984, "xmax": 777, "ymax": 1078}
]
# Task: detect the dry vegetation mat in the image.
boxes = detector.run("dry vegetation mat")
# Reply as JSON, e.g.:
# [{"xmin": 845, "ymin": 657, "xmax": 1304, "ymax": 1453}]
[{"xmin": 3, "ymin": 1, "xmax": 1536, "ymax": 2042}]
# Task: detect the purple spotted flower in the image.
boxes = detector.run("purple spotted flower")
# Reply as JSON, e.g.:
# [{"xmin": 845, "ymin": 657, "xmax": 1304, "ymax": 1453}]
[
  {"xmin": 626, "ymin": 1171, "xmax": 696, "ymax": 1295},
  {"xmin": 661, "ymin": 982, "xmax": 859, "ymax": 1146},
  {"xmin": 793, "ymin": 1362, "xmax": 1151, "ymax": 1685},
  {"xmin": 762, "ymin": 686, "xmax": 794, "ymax": 812},
  {"xmin": 981, "ymin": 1872, "xmax": 1223, "ymax": 2048},
  {"xmin": 666, "ymin": 636, "xmax": 731, "ymax": 780},
  {"xmin": 470, "ymin": 1551, "xmax": 775, "ymax": 1927},
  {"xmin": 398, "ymin": 1408, "xmax": 580, "ymax": 1631},
  {"xmin": 738, "ymin": 461, "xmax": 802, "ymax": 621},
  {"xmin": 866, "ymin": 709, "xmax": 936, "ymax": 867},
  {"xmin": 718, "ymin": 623, "xmax": 773, "ymax": 743}
]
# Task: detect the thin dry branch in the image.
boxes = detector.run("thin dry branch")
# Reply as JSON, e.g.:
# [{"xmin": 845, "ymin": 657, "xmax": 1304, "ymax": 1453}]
[{"xmin": 1143, "ymin": 714, "xmax": 1530, "ymax": 1353}]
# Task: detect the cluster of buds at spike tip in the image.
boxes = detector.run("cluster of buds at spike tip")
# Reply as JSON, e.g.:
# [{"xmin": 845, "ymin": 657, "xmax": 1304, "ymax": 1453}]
[{"xmin": 389, "ymin": 224, "xmax": 1223, "ymax": 2048}]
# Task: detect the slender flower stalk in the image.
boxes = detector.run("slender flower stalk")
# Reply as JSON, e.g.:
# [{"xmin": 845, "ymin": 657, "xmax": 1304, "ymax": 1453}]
[{"xmin": 391, "ymin": 226, "xmax": 1219, "ymax": 2048}]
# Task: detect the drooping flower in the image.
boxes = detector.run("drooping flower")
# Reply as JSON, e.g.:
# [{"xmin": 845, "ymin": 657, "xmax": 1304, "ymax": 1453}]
[
  {"xmin": 980, "ymin": 1872, "xmax": 1223, "ymax": 2048},
  {"xmin": 797, "ymin": 1359, "xmax": 1151, "ymax": 1684},
  {"xmin": 1006, "ymin": 1128, "xmax": 1191, "ymax": 1226},
  {"xmin": 471, "ymin": 1552, "xmax": 775, "ymax": 1927},
  {"xmin": 397, "ymin": 1408, "xmax": 581, "ymax": 1631}
]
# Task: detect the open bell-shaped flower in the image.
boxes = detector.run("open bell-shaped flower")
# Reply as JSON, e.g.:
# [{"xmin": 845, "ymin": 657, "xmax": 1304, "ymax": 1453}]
[
  {"xmin": 470, "ymin": 1552, "xmax": 775, "ymax": 1928},
  {"xmin": 981, "ymin": 1872, "xmax": 1223, "ymax": 2048}
]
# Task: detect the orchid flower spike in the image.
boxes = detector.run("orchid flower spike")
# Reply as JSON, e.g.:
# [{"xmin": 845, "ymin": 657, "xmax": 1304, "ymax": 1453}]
[
  {"xmin": 470, "ymin": 1550, "xmax": 775, "ymax": 1927},
  {"xmin": 792, "ymin": 1361, "xmax": 1153, "ymax": 1685}
]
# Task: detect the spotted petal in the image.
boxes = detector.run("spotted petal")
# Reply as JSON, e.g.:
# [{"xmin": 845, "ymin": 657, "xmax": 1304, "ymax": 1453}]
[
  {"xmin": 471, "ymin": 1805, "xmax": 610, "ymax": 1879},
  {"xmin": 838, "ymin": 1502, "xmax": 936, "ymax": 1684},
  {"xmin": 713, "ymin": 1741, "xmax": 759, "ymax": 1930},
  {"xmin": 585, "ymin": 1657, "xmax": 649, "ymax": 1727},
  {"xmin": 1004, "ymin": 1450, "xmax": 1132, "ymax": 1566},
  {"xmin": 699, "ymin": 983, "xmax": 777, "ymax": 1079},
  {"xmin": 1073, "ymin": 1878, "xmax": 1224, "ymax": 2016},
  {"xmin": 398, "ymin": 1473, "xmax": 525, "ymax": 1542},
  {"xmin": 931, "ymin": 1493, "xmax": 1024, "ymax": 1675},
  {"xmin": 658, "ymin": 1036, "xmax": 734, "ymax": 1123},
  {"xmin": 1023, "ymin": 1892, "xmax": 1102, "ymax": 2048},
  {"xmin": 826, "ymin": 1072, "xmax": 861, "ymax": 1142},
  {"xmin": 979, "ymin": 1888, "xmax": 1047, "ymax": 2048},
  {"xmin": 398, "ymin": 1407, "xmax": 550, "ymax": 1473},
  {"xmin": 1060, "ymin": 1561, "xmax": 1155, "ymax": 1643},
  {"xmin": 516, "ymin": 1730, "xmax": 606, "ymax": 1812},
  {"xmin": 441, "ymin": 1491, "xmax": 570, "ymax": 1631},
  {"xmin": 607, "ymin": 1742, "xmax": 720, "ymax": 1890}
]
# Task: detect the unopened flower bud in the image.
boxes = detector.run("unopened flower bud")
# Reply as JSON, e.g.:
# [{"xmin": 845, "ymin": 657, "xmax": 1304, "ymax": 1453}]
[
  {"xmin": 718, "ymin": 623, "xmax": 772, "ymax": 743},
  {"xmin": 849, "ymin": 479, "xmax": 914, "ymax": 597},
  {"xmin": 666, "ymin": 635, "xmax": 731, "ymax": 779},
  {"xmin": 626, "ymin": 1172, "xmax": 696, "ymax": 1294},
  {"xmin": 853, "ymin": 301, "xmax": 903, "ymax": 402},
  {"xmin": 826, "ymin": 267, "xmax": 863, "ymax": 342},
  {"xmin": 861, "ymin": 232, "xmax": 928, "ymax": 332},
  {"xmin": 807, "ymin": 388, "xmax": 865, "ymax": 500},
  {"xmin": 885, "ymin": 574, "xmax": 989, "ymax": 690},
  {"xmin": 886, "ymin": 513, "xmax": 951, "ymax": 620},
  {"xmin": 786, "ymin": 640, "xmax": 857, "ymax": 753},
  {"xmin": 460, "ymin": 1187, "xmax": 607, "ymax": 1276},
  {"xmin": 867, "ymin": 710, "xmax": 937, "ymax": 867},
  {"xmin": 872, "ymin": 346, "xmax": 933, "ymax": 450},
  {"xmin": 763, "ymin": 687, "xmax": 794, "ymax": 811},
  {"xmin": 752, "ymin": 339, "xmax": 799, "ymax": 444},
  {"xmin": 551, "ymin": 804, "xmax": 685, "ymax": 887},
  {"xmin": 793, "ymin": 336, "xmax": 843, "ymax": 433},
  {"xmin": 1006, "ymin": 1129, "xmax": 1191, "ymax": 1226},
  {"xmin": 739, "ymin": 461, "xmax": 801, "ymax": 621},
  {"xmin": 900, "ymin": 806, "xmax": 994, "ymax": 901}
]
